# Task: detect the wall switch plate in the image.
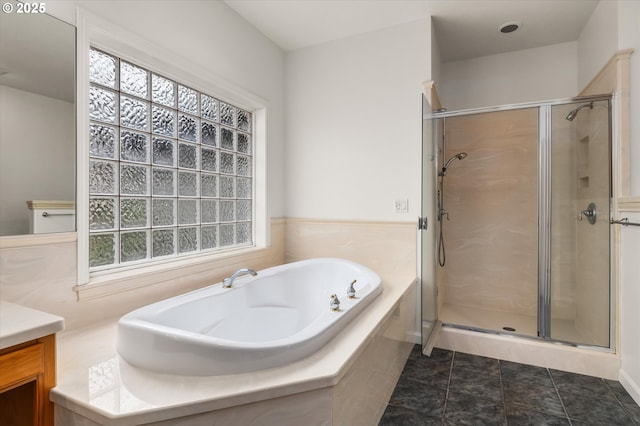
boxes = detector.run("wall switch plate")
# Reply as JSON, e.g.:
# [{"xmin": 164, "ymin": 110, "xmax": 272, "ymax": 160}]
[{"xmin": 394, "ymin": 199, "xmax": 409, "ymax": 213}]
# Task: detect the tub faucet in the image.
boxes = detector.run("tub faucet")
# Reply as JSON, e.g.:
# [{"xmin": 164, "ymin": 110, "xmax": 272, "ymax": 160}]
[
  {"xmin": 347, "ymin": 280, "xmax": 357, "ymax": 298},
  {"xmin": 222, "ymin": 268, "xmax": 257, "ymax": 288}
]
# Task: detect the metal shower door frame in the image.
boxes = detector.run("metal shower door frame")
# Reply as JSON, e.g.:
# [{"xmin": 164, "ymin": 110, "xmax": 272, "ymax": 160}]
[
  {"xmin": 425, "ymin": 94, "xmax": 614, "ymax": 350},
  {"xmin": 538, "ymin": 104, "xmax": 552, "ymax": 340}
]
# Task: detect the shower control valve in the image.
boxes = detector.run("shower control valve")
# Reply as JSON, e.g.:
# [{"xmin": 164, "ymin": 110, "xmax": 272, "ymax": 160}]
[{"xmin": 578, "ymin": 202, "xmax": 597, "ymax": 225}]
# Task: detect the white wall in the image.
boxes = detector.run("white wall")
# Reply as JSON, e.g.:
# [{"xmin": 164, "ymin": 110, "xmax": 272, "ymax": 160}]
[
  {"xmin": 0, "ymin": 86, "xmax": 75, "ymax": 235},
  {"xmin": 439, "ymin": 41, "xmax": 578, "ymax": 110},
  {"xmin": 577, "ymin": 0, "xmax": 639, "ymax": 196},
  {"xmin": 430, "ymin": 18, "xmax": 442, "ymax": 92},
  {"xmin": 284, "ymin": 19, "xmax": 430, "ymax": 221},
  {"xmin": 577, "ymin": 0, "xmax": 619, "ymax": 91},
  {"xmin": 619, "ymin": 210, "xmax": 640, "ymax": 404},
  {"xmin": 617, "ymin": 0, "xmax": 640, "ymax": 405},
  {"xmin": 617, "ymin": 0, "xmax": 640, "ymax": 197}
]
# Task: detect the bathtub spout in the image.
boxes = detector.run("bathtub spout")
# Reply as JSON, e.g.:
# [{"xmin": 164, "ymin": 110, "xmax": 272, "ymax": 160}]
[
  {"xmin": 222, "ymin": 268, "xmax": 257, "ymax": 288},
  {"xmin": 347, "ymin": 280, "xmax": 357, "ymax": 298}
]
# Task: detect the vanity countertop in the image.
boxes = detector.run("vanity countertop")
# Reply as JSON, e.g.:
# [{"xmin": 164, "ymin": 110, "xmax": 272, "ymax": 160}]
[{"xmin": 0, "ymin": 300, "xmax": 65, "ymax": 349}]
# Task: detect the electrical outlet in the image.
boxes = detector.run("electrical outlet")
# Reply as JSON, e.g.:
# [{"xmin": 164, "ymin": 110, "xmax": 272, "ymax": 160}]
[{"xmin": 394, "ymin": 199, "xmax": 408, "ymax": 213}]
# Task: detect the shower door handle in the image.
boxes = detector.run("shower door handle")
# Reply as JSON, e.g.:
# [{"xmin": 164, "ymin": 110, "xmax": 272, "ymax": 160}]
[{"xmin": 578, "ymin": 202, "xmax": 597, "ymax": 225}]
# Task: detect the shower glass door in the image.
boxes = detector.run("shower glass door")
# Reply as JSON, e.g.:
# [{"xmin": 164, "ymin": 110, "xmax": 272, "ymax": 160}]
[
  {"xmin": 421, "ymin": 95, "xmax": 439, "ymax": 354},
  {"xmin": 421, "ymin": 96, "xmax": 613, "ymax": 349},
  {"xmin": 548, "ymin": 99, "xmax": 611, "ymax": 347}
]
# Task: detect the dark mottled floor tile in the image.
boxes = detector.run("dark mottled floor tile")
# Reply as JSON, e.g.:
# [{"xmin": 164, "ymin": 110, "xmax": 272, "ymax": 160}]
[
  {"xmin": 605, "ymin": 379, "xmax": 638, "ymax": 405},
  {"xmin": 624, "ymin": 402, "xmax": 640, "ymax": 425},
  {"xmin": 503, "ymin": 382, "xmax": 565, "ymax": 417},
  {"xmin": 444, "ymin": 392, "xmax": 505, "ymax": 426},
  {"xmin": 562, "ymin": 391, "xmax": 634, "ymax": 426},
  {"xmin": 500, "ymin": 361, "xmax": 554, "ymax": 388},
  {"xmin": 389, "ymin": 378, "xmax": 447, "ymax": 417},
  {"xmin": 550, "ymin": 369, "xmax": 613, "ymax": 399},
  {"xmin": 379, "ymin": 405, "xmax": 442, "ymax": 426},
  {"xmin": 505, "ymin": 405, "xmax": 570, "ymax": 426},
  {"xmin": 453, "ymin": 351, "xmax": 500, "ymax": 373},
  {"xmin": 379, "ymin": 348, "xmax": 639, "ymax": 426},
  {"xmin": 400, "ymin": 357, "xmax": 451, "ymax": 390},
  {"xmin": 449, "ymin": 362, "xmax": 502, "ymax": 402}
]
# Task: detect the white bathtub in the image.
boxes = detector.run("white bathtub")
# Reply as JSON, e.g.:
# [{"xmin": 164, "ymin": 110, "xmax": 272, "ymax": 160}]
[{"xmin": 116, "ymin": 258, "xmax": 382, "ymax": 375}]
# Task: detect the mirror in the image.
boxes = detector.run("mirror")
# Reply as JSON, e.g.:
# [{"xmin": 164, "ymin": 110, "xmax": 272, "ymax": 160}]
[{"xmin": 0, "ymin": 1, "xmax": 76, "ymax": 236}]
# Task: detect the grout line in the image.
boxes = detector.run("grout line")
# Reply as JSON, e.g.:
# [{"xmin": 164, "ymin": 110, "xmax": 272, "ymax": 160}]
[
  {"xmin": 440, "ymin": 351, "xmax": 455, "ymax": 425},
  {"xmin": 602, "ymin": 378, "xmax": 636, "ymax": 424},
  {"xmin": 547, "ymin": 367, "xmax": 573, "ymax": 425},
  {"xmin": 603, "ymin": 377, "xmax": 628, "ymax": 406},
  {"xmin": 497, "ymin": 359, "xmax": 509, "ymax": 425}
]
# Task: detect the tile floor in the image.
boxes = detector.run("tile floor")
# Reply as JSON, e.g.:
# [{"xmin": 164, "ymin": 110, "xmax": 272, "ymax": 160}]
[{"xmin": 380, "ymin": 345, "xmax": 640, "ymax": 425}]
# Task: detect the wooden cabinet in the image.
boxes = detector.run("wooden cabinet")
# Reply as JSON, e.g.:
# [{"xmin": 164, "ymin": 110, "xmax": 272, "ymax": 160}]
[{"xmin": 0, "ymin": 334, "xmax": 56, "ymax": 426}]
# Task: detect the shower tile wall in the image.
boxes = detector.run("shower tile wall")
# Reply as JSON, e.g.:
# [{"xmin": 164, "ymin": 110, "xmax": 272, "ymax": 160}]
[
  {"xmin": 550, "ymin": 106, "xmax": 579, "ymax": 325},
  {"xmin": 440, "ymin": 109, "xmax": 539, "ymax": 328},
  {"xmin": 284, "ymin": 219, "xmax": 417, "ymax": 281},
  {"xmin": 572, "ymin": 102, "xmax": 610, "ymax": 346}
]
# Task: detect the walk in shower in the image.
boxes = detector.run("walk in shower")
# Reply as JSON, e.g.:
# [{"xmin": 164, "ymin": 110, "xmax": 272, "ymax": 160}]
[{"xmin": 421, "ymin": 95, "xmax": 613, "ymax": 351}]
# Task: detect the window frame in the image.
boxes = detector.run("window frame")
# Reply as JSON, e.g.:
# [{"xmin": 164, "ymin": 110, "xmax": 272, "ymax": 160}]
[{"xmin": 76, "ymin": 10, "xmax": 268, "ymax": 293}]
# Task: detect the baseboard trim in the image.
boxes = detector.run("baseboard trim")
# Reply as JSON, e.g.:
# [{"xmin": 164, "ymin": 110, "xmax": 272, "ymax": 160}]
[{"xmin": 619, "ymin": 369, "xmax": 640, "ymax": 406}]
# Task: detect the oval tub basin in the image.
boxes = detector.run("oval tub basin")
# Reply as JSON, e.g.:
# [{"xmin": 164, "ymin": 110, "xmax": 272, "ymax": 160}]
[{"xmin": 116, "ymin": 258, "xmax": 382, "ymax": 375}]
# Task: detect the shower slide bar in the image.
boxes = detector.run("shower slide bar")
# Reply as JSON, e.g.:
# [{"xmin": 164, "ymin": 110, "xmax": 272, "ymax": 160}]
[{"xmin": 610, "ymin": 218, "xmax": 640, "ymax": 227}]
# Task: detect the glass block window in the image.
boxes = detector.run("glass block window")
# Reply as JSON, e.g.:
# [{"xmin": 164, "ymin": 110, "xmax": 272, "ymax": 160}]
[{"xmin": 88, "ymin": 48, "xmax": 253, "ymax": 269}]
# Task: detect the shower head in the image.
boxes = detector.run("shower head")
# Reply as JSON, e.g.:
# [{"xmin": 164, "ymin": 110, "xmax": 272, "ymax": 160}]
[
  {"xmin": 565, "ymin": 102, "xmax": 593, "ymax": 121},
  {"xmin": 440, "ymin": 152, "xmax": 467, "ymax": 176}
]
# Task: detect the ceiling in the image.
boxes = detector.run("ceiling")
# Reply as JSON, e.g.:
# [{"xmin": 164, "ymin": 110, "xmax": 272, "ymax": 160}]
[
  {"xmin": 224, "ymin": 0, "xmax": 600, "ymax": 61},
  {"xmin": 0, "ymin": 0, "xmax": 600, "ymax": 102}
]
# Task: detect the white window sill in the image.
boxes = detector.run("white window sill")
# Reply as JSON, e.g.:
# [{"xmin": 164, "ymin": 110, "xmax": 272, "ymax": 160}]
[{"xmin": 74, "ymin": 246, "xmax": 271, "ymax": 301}]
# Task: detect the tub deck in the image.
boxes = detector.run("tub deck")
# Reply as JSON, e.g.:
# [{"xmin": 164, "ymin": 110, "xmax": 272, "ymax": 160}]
[{"xmin": 51, "ymin": 272, "xmax": 417, "ymax": 425}]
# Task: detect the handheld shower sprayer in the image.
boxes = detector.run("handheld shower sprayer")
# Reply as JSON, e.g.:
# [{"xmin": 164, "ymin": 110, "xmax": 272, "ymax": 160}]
[
  {"xmin": 439, "ymin": 152, "xmax": 468, "ymax": 176},
  {"xmin": 437, "ymin": 151, "xmax": 467, "ymax": 266}
]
